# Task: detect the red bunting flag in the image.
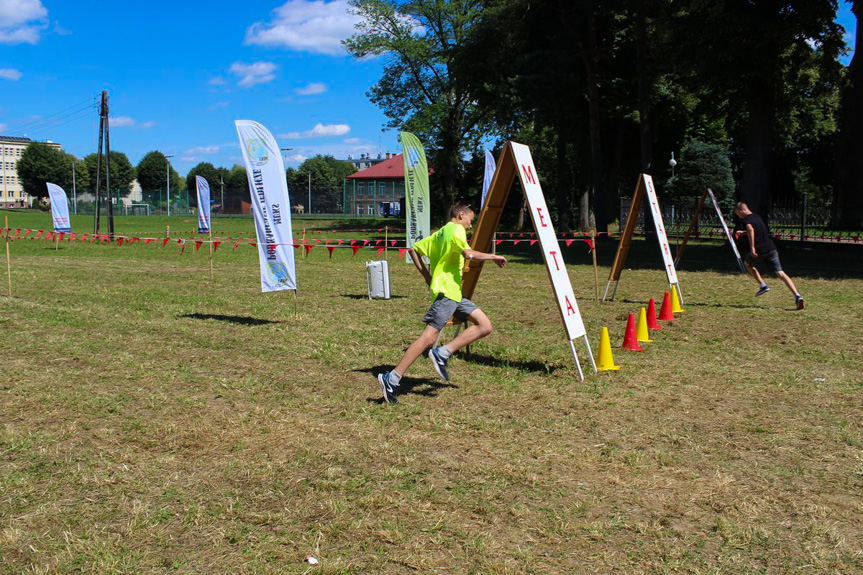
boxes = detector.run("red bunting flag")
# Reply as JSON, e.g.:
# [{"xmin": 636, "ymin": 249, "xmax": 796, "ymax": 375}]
[
  {"xmin": 513, "ymin": 240, "xmax": 521, "ymax": 246},
  {"xmin": 304, "ymin": 244, "xmax": 314, "ymax": 256},
  {"xmin": 398, "ymin": 248, "xmax": 408, "ymax": 260},
  {"xmin": 162, "ymin": 238, "xmax": 170, "ymax": 247},
  {"xmin": 46, "ymin": 232, "xmax": 53, "ymax": 241},
  {"xmin": 232, "ymin": 242, "xmax": 240, "ymax": 251},
  {"xmin": 584, "ymin": 239, "xmax": 595, "ymax": 251},
  {"xmin": 495, "ymin": 239, "xmax": 502, "ymax": 246},
  {"xmin": 350, "ymin": 240, "xmax": 357, "ymax": 246},
  {"xmin": 377, "ymin": 247, "xmax": 385, "ymax": 257},
  {"xmin": 390, "ymin": 240, "xmax": 397, "ymax": 246},
  {"xmin": 362, "ymin": 240, "xmax": 371, "ymax": 246},
  {"xmin": 326, "ymin": 246, "xmax": 336, "ymax": 258},
  {"xmin": 314, "ymin": 239, "xmax": 320, "ymax": 244},
  {"xmin": 179, "ymin": 240, "xmax": 186, "ymax": 254},
  {"xmin": 529, "ymin": 240, "xmax": 537, "ymax": 246},
  {"xmin": 213, "ymin": 241, "xmax": 221, "ymax": 252},
  {"xmin": 375, "ymin": 239, "xmax": 383, "ymax": 246},
  {"xmin": 351, "ymin": 246, "xmax": 361, "ymax": 256},
  {"xmin": 194, "ymin": 240, "xmax": 203, "ymax": 252},
  {"xmin": 338, "ymin": 240, "xmax": 344, "ymax": 245},
  {"xmin": 565, "ymin": 240, "xmax": 574, "ymax": 247},
  {"xmin": 144, "ymin": 238, "xmax": 154, "ymax": 244},
  {"xmin": 117, "ymin": 237, "xmax": 124, "ymax": 246},
  {"xmin": 249, "ymin": 242, "xmax": 257, "ymax": 247},
  {"xmin": 25, "ymin": 228, "xmax": 31, "ymax": 237}
]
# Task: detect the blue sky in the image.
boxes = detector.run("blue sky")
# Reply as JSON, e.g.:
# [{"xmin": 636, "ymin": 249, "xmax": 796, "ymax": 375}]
[{"xmin": 0, "ymin": 0, "xmax": 858, "ymax": 178}]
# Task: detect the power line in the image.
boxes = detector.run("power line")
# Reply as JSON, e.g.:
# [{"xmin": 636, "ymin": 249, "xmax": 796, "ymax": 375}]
[
  {"xmin": 4, "ymin": 95, "xmax": 97, "ymax": 136},
  {"xmin": 24, "ymin": 106, "xmax": 96, "ymax": 138}
]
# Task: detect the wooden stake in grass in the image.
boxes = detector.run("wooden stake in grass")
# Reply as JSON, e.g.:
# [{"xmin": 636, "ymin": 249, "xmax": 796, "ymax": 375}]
[
  {"xmin": 4, "ymin": 216, "xmax": 11, "ymax": 297},
  {"xmin": 302, "ymin": 228, "xmax": 307, "ymax": 260},
  {"xmin": 591, "ymin": 228, "xmax": 599, "ymax": 302}
]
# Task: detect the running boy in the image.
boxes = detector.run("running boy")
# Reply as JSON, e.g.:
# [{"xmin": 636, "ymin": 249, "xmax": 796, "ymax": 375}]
[
  {"xmin": 734, "ymin": 202, "xmax": 804, "ymax": 310},
  {"xmin": 377, "ymin": 200, "xmax": 507, "ymax": 404}
]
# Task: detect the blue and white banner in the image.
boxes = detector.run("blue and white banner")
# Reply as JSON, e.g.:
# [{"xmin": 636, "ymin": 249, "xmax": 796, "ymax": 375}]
[
  {"xmin": 235, "ymin": 120, "xmax": 297, "ymax": 292},
  {"xmin": 46, "ymin": 183, "xmax": 71, "ymax": 233},
  {"xmin": 481, "ymin": 149, "xmax": 496, "ymax": 208},
  {"xmin": 195, "ymin": 175, "xmax": 211, "ymax": 234}
]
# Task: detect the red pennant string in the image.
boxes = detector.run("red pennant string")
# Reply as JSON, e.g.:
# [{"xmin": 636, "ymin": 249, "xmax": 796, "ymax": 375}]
[
  {"xmin": 398, "ymin": 248, "xmax": 408, "ymax": 260},
  {"xmin": 513, "ymin": 240, "xmax": 521, "ymax": 246},
  {"xmin": 565, "ymin": 239, "xmax": 574, "ymax": 247},
  {"xmin": 377, "ymin": 247, "xmax": 385, "ymax": 257},
  {"xmin": 375, "ymin": 239, "xmax": 383, "ymax": 246},
  {"xmin": 495, "ymin": 240, "xmax": 502, "ymax": 246},
  {"xmin": 250, "ymin": 241, "xmax": 257, "ymax": 247},
  {"xmin": 46, "ymin": 232, "xmax": 53, "ymax": 241},
  {"xmin": 529, "ymin": 240, "xmax": 537, "ymax": 246},
  {"xmin": 314, "ymin": 239, "xmax": 320, "ymax": 244},
  {"xmin": 584, "ymin": 239, "xmax": 595, "ymax": 250},
  {"xmin": 117, "ymin": 237, "xmax": 124, "ymax": 246},
  {"xmin": 304, "ymin": 244, "xmax": 314, "ymax": 255},
  {"xmin": 326, "ymin": 246, "xmax": 335, "ymax": 258},
  {"xmin": 232, "ymin": 242, "xmax": 240, "ymax": 251},
  {"xmin": 36, "ymin": 231, "xmax": 43, "ymax": 239},
  {"xmin": 213, "ymin": 241, "xmax": 221, "ymax": 252},
  {"xmin": 338, "ymin": 240, "xmax": 344, "ymax": 245},
  {"xmin": 162, "ymin": 238, "xmax": 170, "ymax": 247},
  {"xmin": 390, "ymin": 240, "xmax": 397, "ymax": 246},
  {"xmin": 351, "ymin": 246, "xmax": 361, "ymax": 256},
  {"xmin": 508, "ymin": 233, "xmax": 514, "ymax": 238},
  {"xmin": 179, "ymin": 240, "xmax": 186, "ymax": 255},
  {"xmin": 195, "ymin": 240, "xmax": 202, "ymax": 252},
  {"xmin": 362, "ymin": 240, "xmax": 370, "ymax": 246},
  {"xmin": 144, "ymin": 238, "xmax": 154, "ymax": 244}
]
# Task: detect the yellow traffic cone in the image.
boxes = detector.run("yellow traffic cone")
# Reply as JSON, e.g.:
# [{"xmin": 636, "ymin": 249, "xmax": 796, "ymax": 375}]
[
  {"xmin": 596, "ymin": 327, "xmax": 620, "ymax": 371},
  {"xmin": 671, "ymin": 284, "xmax": 685, "ymax": 313},
  {"xmin": 637, "ymin": 307, "xmax": 653, "ymax": 343}
]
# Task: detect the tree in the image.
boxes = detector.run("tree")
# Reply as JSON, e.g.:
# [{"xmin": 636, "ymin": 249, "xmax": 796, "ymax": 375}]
[
  {"xmin": 17, "ymin": 143, "xmax": 79, "ymax": 199},
  {"xmin": 833, "ymin": 0, "xmax": 862, "ymax": 228},
  {"xmin": 82, "ymin": 151, "xmax": 136, "ymax": 196},
  {"xmin": 223, "ymin": 164, "xmax": 249, "ymax": 212},
  {"xmin": 286, "ymin": 155, "xmax": 357, "ymax": 213},
  {"xmin": 136, "ymin": 151, "xmax": 180, "ymax": 193},
  {"xmin": 345, "ymin": 0, "xmax": 489, "ymax": 218},
  {"xmin": 185, "ymin": 162, "xmax": 222, "ymax": 208},
  {"xmin": 665, "ymin": 140, "xmax": 735, "ymax": 203}
]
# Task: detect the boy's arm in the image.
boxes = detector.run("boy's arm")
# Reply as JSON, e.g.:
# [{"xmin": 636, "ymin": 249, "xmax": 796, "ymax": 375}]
[
  {"xmin": 463, "ymin": 248, "xmax": 507, "ymax": 268},
  {"xmin": 408, "ymin": 247, "xmax": 432, "ymax": 285},
  {"xmin": 745, "ymin": 223, "xmax": 757, "ymax": 256}
]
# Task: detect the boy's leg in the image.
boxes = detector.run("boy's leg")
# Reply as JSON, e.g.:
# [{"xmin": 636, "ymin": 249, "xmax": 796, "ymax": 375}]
[
  {"xmin": 745, "ymin": 259, "xmax": 766, "ymax": 286},
  {"xmin": 443, "ymin": 309, "xmax": 493, "ymax": 354},
  {"xmin": 393, "ymin": 325, "xmax": 441, "ymax": 377}
]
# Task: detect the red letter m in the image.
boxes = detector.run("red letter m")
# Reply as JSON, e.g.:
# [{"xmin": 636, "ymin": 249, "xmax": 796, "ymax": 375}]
[{"xmin": 521, "ymin": 164, "xmax": 537, "ymax": 185}]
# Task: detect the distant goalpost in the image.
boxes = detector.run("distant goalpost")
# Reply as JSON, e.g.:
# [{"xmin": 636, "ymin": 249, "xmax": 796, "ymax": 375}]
[{"xmin": 125, "ymin": 203, "xmax": 152, "ymax": 216}]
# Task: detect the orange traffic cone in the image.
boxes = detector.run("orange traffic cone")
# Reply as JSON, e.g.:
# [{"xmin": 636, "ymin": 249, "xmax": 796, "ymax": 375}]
[
  {"xmin": 671, "ymin": 284, "xmax": 685, "ymax": 313},
  {"xmin": 647, "ymin": 298, "xmax": 663, "ymax": 330},
  {"xmin": 597, "ymin": 327, "xmax": 621, "ymax": 370},
  {"xmin": 637, "ymin": 307, "xmax": 653, "ymax": 343},
  {"xmin": 621, "ymin": 313, "xmax": 643, "ymax": 351},
  {"xmin": 659, "ymin": 291, "xmax": 676, "ymax": 321}
]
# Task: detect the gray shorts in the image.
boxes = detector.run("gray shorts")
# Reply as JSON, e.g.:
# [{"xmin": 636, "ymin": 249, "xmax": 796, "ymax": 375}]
[
  {"xmin": 422, "ymin": 296, "xmax": 479, "ymax": 331},
  {"xmin": 746, "ymin": 249, "xmax": 783, "ymax": 273}
]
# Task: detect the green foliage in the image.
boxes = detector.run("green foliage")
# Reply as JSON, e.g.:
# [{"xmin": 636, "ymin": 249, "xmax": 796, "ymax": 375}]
[
  {"xmin": 223, "ymin": 164, "xmax": 249, "ymax": 211},
  {"xmin": 16, "ymin": 143, "xmax": 79, "ymax": 198},
  {"xmin": 185, "ymin": 163, "xmax": 222, "ymax": 208},
  {"xmin": 665, "ymin": 140, "xmax": 735, "ymax": 202},
  {"xmin": 286, "ymin": 155, "xmax": 357, "ymax": 213},
  {"xmin": 135, "ymin": 151, "xmax": 180, "ymax": 193},
  {"xmin": 82, "ymin": 151, "xmax": 136, "ymax": 196}
]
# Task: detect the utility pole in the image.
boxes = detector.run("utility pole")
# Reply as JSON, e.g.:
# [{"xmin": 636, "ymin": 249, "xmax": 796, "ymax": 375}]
[
  {"xmin": 166, "ymin": 155, "xmax": 174, "ymax": 216},
  {"xmin": 220, "ymin": 175, "xmax": 225, "ymax": 212},
  {"xmin": 72, "ymin": 161, "xmax": 77, "ymax": 214},
  {"xmin": 93, "ymin": 90, "xmax": 113, "ymax": 237}
]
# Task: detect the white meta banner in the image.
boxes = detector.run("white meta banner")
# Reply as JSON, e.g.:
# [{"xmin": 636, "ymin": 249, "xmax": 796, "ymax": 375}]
[
  {"xmin": 46, "ymin": 183, "xmax": 71, "ymax": 233},
  {"xmin": 643, "ymin": 174, "xmax": 679, "ymax": 285},
  {"xmin": 510, "ymin": 142, "xmax": 587, "ymax": 340},
  {"xmin": 235, "ymin": 120, "xmax": 297, "ymax": 292},
  {"xmin": 195, "ymin": 176, "xmax": 211, "ymax": 234}
]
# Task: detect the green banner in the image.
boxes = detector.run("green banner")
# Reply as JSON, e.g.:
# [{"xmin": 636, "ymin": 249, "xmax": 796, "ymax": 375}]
[{"xmin": 400, "ymin": 132, "xmax": 430, "ymax": 249}]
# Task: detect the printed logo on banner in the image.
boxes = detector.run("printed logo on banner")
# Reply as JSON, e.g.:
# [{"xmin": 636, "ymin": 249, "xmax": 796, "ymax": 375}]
[
  {"xmin": 267, "ymin": 262, "xmax": 291, "ymax": 285},
  {"xmin": 246, "ymin": 139, "xmax": 269, "ymax": 166},
  {"xmin": 406, "ymin": 146, "xmax": 421, "ymax": 169}
]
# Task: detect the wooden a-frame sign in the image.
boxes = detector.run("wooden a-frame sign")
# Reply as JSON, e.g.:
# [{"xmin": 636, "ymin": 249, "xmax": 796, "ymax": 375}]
[
  {"xmin": 461, "ymin": 141, "xmax": 595, "ymax": 379},
  {"xmin": 674, "ymin": 188, "xmax": 745, "ymax": 273},
  {"xmin": 603, "ymin": 174, "xmax": 684, "ymax": 306}
]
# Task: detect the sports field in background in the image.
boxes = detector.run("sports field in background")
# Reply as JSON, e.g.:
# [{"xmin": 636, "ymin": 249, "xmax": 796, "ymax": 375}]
[{"xmin": 2, "ymin": 210, "xmax": 862, "ymax": 573}]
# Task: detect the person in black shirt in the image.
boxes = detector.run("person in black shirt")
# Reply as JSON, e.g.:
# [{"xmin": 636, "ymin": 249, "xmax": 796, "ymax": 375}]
[{"xmin": 734, "ymin": 202, "xmax": 804, "ymax": 310}]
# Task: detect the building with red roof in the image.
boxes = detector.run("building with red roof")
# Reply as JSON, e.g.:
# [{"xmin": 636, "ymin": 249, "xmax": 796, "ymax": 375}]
[{"xmin": 344, "ymin": 152, "xmax": 406, "ymax": 216}]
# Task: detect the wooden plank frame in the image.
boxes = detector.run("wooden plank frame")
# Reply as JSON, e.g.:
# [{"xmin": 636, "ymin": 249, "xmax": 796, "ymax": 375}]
[
  {"xmin": 445, "ymin": 141, "xmax": 595, "ymax": 379},
  {"xmin": 603, "ymin": 174, "xmax": 684, "ymax": 307},
  {"xmin": 675, "ymin": 188, "xmax": 745, "ymax": 273}
]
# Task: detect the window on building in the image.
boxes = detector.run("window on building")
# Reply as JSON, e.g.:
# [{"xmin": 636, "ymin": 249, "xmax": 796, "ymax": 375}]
[{"xmin": 379, "ymin": 183, "xmax": 386, "ymax": 197}]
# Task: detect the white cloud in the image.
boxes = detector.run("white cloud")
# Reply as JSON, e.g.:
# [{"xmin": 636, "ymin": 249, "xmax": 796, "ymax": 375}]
[
  {"xmin": 280, "ymin": 122, "xmax": 350, "ymax": 139},
  {"xmin": 109, "ymin": 116, "xmax": 155, "ymax": 129},
  {"xmin": 244, "ymin": 0, "xmax": 359, "ymax": 56},
  {"xmin": 0, "ymin": 68, "xmax": 22, "ymax": 80},
  {"xmin": 207, "ymin": 101, "xmax": 230, "ymax": 112},
  {"xmin": 296, "ymin": 81, "xmax": 327, "ymax": 96},
  {"xmin": 229, "ymin": 61, "xmax": 277, "ymax": 88},
  {"xmin": 110, "ymin": 116, "xmax": 136, "ymax": 127},
  {"xmin": 0, "ymin": 0, "xmax": 48, "ymax": 45},
  {"xmin": 186, "ymin": 145, "xmax": 219, "ymax": 155},
  {"xmin": 208, "ymin": 76, "xmax": 227, "ymax": 86}
]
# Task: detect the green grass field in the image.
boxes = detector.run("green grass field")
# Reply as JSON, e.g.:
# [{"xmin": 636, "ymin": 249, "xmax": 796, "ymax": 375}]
[{"xmin": 2, "ymin": 210, "xmax": 862, "ymax": 574}]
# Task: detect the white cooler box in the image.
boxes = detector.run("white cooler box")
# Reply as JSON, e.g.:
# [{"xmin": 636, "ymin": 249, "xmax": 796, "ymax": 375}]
[{"xmin": 366, "ymin": 260, "xmax": 391, "ymax": 299}]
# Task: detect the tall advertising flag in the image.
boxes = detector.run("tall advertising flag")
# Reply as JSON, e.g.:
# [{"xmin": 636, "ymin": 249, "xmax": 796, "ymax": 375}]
[
  {"xmin": 400, "ymin": 132, "xmax": 430, "ymax": 250},
  {"xmin": 234, "ymin": 120, "xmax": 297, "ymax": 292},
  {"xmin": 481, "ymin": 149, "xmax": 496, "ymax": 208},
  {"xmin": 195, "ymin": 176, "xmax": 211, "ymax": 234},
  {"xmin": 46, "ymin": 183, "xmax": 71, "ymax": 233}
]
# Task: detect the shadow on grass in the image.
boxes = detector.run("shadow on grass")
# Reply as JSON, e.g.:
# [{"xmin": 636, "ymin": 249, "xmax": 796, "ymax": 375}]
[
  {"xmin": 179, "ymin": 313, "xmax": 282, "ymax": 325},
  {"xmin": 458, "ymin": 353, "xmax": 559, "ymax": 375},
  {"xmin": 340, "ymin": 294, "xmax": 407, "ymax": 300},
  {"xmin": 617, "ymin": 298, "xmax": 765, "ymax": 310},
  {"xmin": 354, "ymin": 366, "xmax": 458, "ymax": 403}
]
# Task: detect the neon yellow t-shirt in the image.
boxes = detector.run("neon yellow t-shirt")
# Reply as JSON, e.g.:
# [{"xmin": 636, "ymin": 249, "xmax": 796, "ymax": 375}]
[{"xmin": 413, "ymin": 222, "xmax": 469, "ymax": 301}]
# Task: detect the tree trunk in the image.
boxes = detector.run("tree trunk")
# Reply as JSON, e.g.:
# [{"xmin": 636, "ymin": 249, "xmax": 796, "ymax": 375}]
[
  {"xmin": 740, "ymin": 93, "xmax": 776, "ymax": 220},
  {"xmin": 556, "ymin": 113, "xmax": 572, "ymax": 232},
  {"xmin": 833, "ymin": 0, "xmax": 863, "ymax": 229},
  {"xmin": 579, "ymin": 12, "xmax": 605, "ymax": 232},
  {"xmin": 636, "ymin": 0, "xmax": 652, "ymax": 175}
]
